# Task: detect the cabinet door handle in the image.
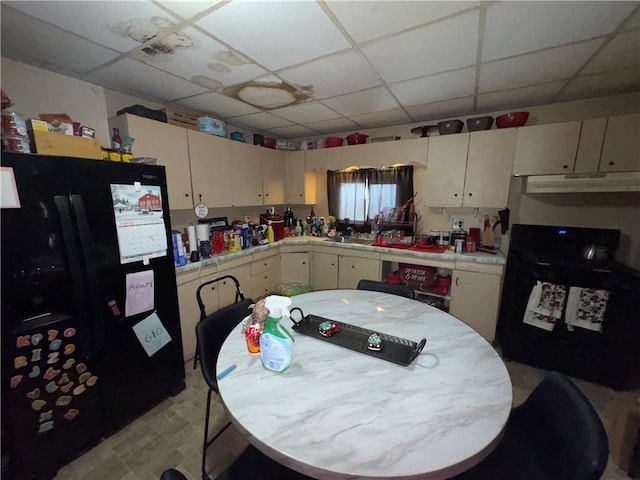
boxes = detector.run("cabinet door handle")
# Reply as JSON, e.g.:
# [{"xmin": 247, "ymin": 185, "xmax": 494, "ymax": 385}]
[
  {"xmin": 563, "ymin": 165, "xmax": 568, "ymax": 169},
  {"xmin": 453, "ymin": 193, "xmax": 458, "ymax": 197},
  {"xmin": 258, "ymin": 193, "xmax": 262, "ymax": 197},
  {"xmin": 265, "ymin": 193, "xmax": 269, "ymax": 197},
  {"xmin": 455, "ymin": 276, "xmax": 460, "ymax": 287},
  {"xmin": 184, "ymin": 193, "xmax": 189, "ymax": 197},
  {"xmin": 198, "ymin": 193, "xmax": 202, "ymax": 202},
  {"xmin": 609, "ymin": 161, "xmax": 615, "ymax": 166},
  {"xmin": 302, "ymin": 262, "xmax": 306, "ymax": 265},
  {"xmin": 468, "ymin": 192, "xmax": 472, "ymax": 196}
]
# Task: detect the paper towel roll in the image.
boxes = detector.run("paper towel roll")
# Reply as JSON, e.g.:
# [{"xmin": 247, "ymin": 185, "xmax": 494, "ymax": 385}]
[
  {"xmin": 196, "ymin": 224, "xmax": 209, "ymax": 244},
  {"xmin": 186, "ymin": 225, "xmax": 197, "ymax": 253}
]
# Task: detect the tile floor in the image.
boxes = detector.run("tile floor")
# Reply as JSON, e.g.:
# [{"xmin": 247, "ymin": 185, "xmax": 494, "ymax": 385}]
[{"xmin": 53, "ymin": 358, "xmax": 637, "ymax": 480}]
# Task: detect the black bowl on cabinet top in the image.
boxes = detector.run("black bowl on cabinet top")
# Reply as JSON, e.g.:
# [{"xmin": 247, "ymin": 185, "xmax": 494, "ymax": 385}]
[
  {"xmin": 437, "ymin": 119, "xmax": 464, "ymax": 135},
  {"xmin": 467, "ymin": 116, "xmax": 494, "ymax": 132}
]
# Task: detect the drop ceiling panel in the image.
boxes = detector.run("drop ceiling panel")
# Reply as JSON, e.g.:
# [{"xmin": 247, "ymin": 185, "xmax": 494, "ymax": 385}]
[
  {"xmin": 405, "ymin": 96, "xmax": 475, "ymax": 122},
  {"xmin": 322, "ymin": 86, "xmax": 400, "ymax": 116},
  {"xmin": 176, "ymin": 91, "xmax": 260, "ymax": 117},
  {"xmin": 133, "ymin": 27, "xmax": 266, "ymax": 88},
  {"xmin": 1, "ymin": 7, "xmax": 119, "ymax": 75},
  {"xmin": 476, "ymin": 82, "xmax": 566, "ymax": 112},
  {"xmin": 3, "ymin": 1, "xmax": 180, "ymax": 53},
  {"xmin": 278, "ymin": 50, "xmax": 381, "ymax": 99},
  {"xmin": 390, "ymin": 67, "xmax": 475, "ymax": 106},
  {"xmin": 362, "ymin": 11, "xmax": 479, "ymax": 83},
  {"xmin": 305, "ymin": 117, "xmax": 360, "ymax": 134},
  {"xmin": 227, "ymin": 112, "xmax": 294, "ymax": 130},
  {"xmin": 348, "ymin": 108, "xmax": 412, "ymax": 128},
  {"xmin": 557, "ymin": 68, "xmax": 640, "ymax": 101},
  {"xmin": 326, "ymin": 1, "xmax": 479, "ymax": 43},
  {"xmin": 271, "ymin": 102, "xmax": 341, "ymax": 123},
  {"xmin": 479, "ymin": 39, "xmax": 603, "ymax": 93},
  {"xmin": 156, "ymin": 1, "xmax": 223, "ymax": 20},
  {"xmin": 624, "ymin": 9, "xmax": 640, "ymax": 29},
  {"xmin": 581, "ymin": 30, "xmax": 640, "ymax": 74},
  {"xmin": 83, "ymin": 58, "xmax": 207, "ymax": 102},
  {"xmin": 196, "ymin": 1, "xmax": 351, "ymax": 71},
  {"xmin": 483, "ymin": 1, "xmax": 638, "ymax": 62}
]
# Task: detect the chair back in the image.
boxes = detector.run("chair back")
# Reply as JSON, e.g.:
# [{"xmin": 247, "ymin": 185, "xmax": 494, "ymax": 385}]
[
  {"xmin": 357, "ymin": 279, "xmax": 415, "ymax": 299},
  {"xmin": 196, "ymin": 275, "xmax": 245, "ymax": 321},
  {"xmin": 196, "ymin": 298, "xmax": 254, "ymax": 393},
  {"xmin": 515, "ymin": 371, "xmax": 609, "ymax": 480}
]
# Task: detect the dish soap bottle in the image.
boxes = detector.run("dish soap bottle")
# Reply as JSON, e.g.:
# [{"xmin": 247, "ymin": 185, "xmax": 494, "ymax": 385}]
[
  {"xmin": 260, "ymin": 295, "xmax": 295, "ymax": 373},
  {"xmin": 266, "ymin": 220, "xmax": 275, "ymax": 243}
]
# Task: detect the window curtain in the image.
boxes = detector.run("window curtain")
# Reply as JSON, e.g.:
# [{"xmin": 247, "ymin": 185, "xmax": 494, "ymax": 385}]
[{"xmin": 327, "ymin": 166, "xmax": 413, "ymax": 223}]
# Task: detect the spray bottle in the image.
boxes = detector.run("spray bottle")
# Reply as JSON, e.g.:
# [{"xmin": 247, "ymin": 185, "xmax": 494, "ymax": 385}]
[{"xmin": 260, "ymin": 295, "xmax": 295, "ymax": 373}]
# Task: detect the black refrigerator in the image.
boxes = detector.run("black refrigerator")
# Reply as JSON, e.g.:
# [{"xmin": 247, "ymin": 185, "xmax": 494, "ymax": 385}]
[{"xmin": 1, "ymin": 152, "xmax": 186, "ymax": 479}]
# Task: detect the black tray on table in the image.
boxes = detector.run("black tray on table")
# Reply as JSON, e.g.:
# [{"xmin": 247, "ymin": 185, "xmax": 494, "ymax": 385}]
[{"xmin": 289, "ymin": 309, "xmax": 426, "ymax": 366}]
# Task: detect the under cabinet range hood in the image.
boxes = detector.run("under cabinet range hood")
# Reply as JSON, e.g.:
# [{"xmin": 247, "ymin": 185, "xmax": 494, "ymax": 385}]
[{"xmin": 524, "ymin": 172, "xmax": 640, "ymax": 194}]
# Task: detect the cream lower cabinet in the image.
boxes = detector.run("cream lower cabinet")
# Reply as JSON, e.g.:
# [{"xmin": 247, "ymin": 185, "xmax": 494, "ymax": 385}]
[
  {"xmin": 449, "ymin": 265, "xmax": 502, "ymax": 343},
  {"xmin": 187, "ymin": 129, "xmax": 233, "ymax": 207},
  {"xmin": 310, "ymin": 251, "xmax": 338, "ymax": 290},
  {"xmin": 251, "ymin": 252, "xmax": 279, "ymax": 299},
  {"xmin": 218, "ymin": 263, "xmax": 252, "ymax": 306},
  {"xmin": 280, "ymin": 252, "xmax": 310, "ymax": 284},
  {"xmin": 338, "ymin": 252, "xmax": 381, "ymax": 289},
  {"xmin": 108, "ymin": 114, "xmax": 192, "ymax": 209}
]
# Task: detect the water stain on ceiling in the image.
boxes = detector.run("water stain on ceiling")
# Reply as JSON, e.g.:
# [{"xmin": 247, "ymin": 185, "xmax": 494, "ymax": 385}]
[
  {"xmin": 110, "ymin": 17, "xmax": 193, "ymax": 56},
  {"xmin": 191, "ymin": 75, "xmax": 223, "ymax": 90},
  {"xmin": 223, "ymin": 80, "xmax": 314, "ymax": 109}
]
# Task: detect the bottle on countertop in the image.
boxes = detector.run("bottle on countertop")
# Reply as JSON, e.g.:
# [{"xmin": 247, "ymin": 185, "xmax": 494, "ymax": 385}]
[
  {"xmin": 267, "ymin": 220, "xmax": 275, "ymax": 243},
  {"xmin": 260, "ymin": 295, "xmax": 295, "ymax": 373},
  {"xmin": 294, "ymin": 218, "xmax": 302, "ymax": 236},
  {"xmin": 283, "ymin": 207, "xmax": 295, "ymax": 228}
]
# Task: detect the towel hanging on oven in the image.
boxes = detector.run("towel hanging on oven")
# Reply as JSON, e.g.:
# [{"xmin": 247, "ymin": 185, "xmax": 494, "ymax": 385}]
[
  {"xmin": 523, "ymin": 281, "xmax": 567, "ymax": 331},
  {"xmin": 565, "ymin": 287, "xmax": 609, "ymax": 333}
]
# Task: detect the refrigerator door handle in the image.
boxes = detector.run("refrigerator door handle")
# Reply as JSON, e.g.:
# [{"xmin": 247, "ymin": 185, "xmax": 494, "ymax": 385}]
[
  {"xmin": 54, "ymin": 195, "xmax": 98, "ymax": 357},
  {"xmin": 69, "ymin": 193, "xmax": 107, "ymax": 352}
]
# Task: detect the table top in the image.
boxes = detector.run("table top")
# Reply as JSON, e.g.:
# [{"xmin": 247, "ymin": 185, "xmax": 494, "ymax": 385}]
[{"xmin": 216, "ymin": 290, "xmax": 512, "ymax": 480}]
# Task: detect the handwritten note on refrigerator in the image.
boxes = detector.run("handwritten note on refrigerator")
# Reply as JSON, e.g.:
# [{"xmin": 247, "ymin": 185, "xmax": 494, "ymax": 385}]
[
  {"xmin": 132, "ymin": 312, "xmax": 172, "ymax": 357},
  {"xmin": 125, "ymin": 270, "xmax": 154, "ymax": 317}
]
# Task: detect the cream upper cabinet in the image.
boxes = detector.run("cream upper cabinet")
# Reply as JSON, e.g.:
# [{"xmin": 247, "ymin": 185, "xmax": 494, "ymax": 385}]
[
  {"xmin": 348, "ymin": 138, "xmax": 428, "ymax": 168},
  {"xmin": 280, "ymin": 252, "xmax": 310, "ymax": 284},
  {"xmin": 449, "ymin": 268, "xmax": 502, "ymax": 343},
  {"xmin": 108, "ymin": 114, "xmax": 192, "ymax": 209},
  {"xmin": 230, "ymin": 141, "xmax": 263, "ymax": 206},
  {"xmin": 463, "ymin": 129, "xmax": 516, "ymax": 207},
  {"xmin": 512, "ymin": 121, "xmax": 581, "ymax": 176},
  {"xmin": 286, "ymin": 151, "xmax": 307, "ymax": 204},
  {"xmin": 574, "ymin": 118, "xmax": 607, "ymax": 173},
  {"xmin": 262, "ymin": 148, "xmax": 286, "ymax": 205},
  {"xmin": 600, "ymin": 113, "xmax": 640, "ymax": 172},
  {"xmin": 187, "ymin": 130, "xmax": 232, "ymax": 208},
  {"xmin": 424, "ymin": 134, "xmax": 469, "ymax": 207},
  {"xmin": 311, "ymin": 251, "xmax": 338, "ymax": 290},
  {"xmin": 306, "ymin": 146, "xmax": 353, "ymax": 171}
]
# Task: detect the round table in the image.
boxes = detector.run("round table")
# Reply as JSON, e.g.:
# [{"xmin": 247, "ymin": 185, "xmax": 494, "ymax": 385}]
[{"xmin": 216, "ymin": 290, "xmax": 512, "ymax": 480}]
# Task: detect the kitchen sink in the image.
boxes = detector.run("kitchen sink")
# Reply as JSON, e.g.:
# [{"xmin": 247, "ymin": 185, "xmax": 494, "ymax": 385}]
[{"xmin": 325, "ymin": 236, "xmax": 373, "ymax": 245}]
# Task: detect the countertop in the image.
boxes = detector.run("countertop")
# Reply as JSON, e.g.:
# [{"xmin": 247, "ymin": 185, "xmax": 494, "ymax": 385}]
[{"xmin": 175, "ymin": 236, "xmax": 506, "ymax": 275}]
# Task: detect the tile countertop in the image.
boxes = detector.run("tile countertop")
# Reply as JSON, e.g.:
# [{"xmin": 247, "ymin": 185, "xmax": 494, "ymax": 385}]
[{"xmin": 175, "ymin": 236, "xmax": 506, "ymax": 274}]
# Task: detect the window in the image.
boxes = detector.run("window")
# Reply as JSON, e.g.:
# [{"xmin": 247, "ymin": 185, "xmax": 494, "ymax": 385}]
[{"xmin": 327, "ymin": 166, "xmax": 413, "ymax": 225}]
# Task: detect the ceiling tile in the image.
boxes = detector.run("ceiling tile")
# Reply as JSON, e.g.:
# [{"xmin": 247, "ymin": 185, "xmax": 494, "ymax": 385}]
[
  {"xmin": 1, "ymin": 6, "xmax": 119, "ymax": 75},
  {"xmin": 326, "ymin": 1, "xmax": 479, "ymax": 43},
  {"xmin": 476, "ymin": 82, "xmax": 565, "ymax": 112},
  {"xmin": 348, "ymin": 108, "xmax": 412, "ymax": 128},
  {"xmin": 196, "ymin": 1, "xmax": 350, "ymax": 71},
  {"xmin": 270, "ymin": 102, "xmax": 341, "ymax": 123},
  {"xmin": 322, "ymin": 87, "xmax": 400, "ymax": 116},
  {"xmin": 133, "ymin": 27, "xmax": 266, "ymax": 88},
  {"xmin": 581, "ymin": 30, "xmax": 640, "ymax": 74},
  {"xmin": 155, "ymin": 1, "xmax": 223, "ymax": 20},
  {"xmin": 405, "ymin": 96, "xmax": 475, "ymax": 122},
  {"xmin": 83, "ymin": 58, "xmax": 207, "ymax": 102},
  {"xmin": 362, "ymin": 11, "xmax": 479, "ymax": 83},
  {"xmin": 227, "ymin": 112, "xmax": 294, "ymax": 130},
  {"xmin": 175, "ymin": 91, "xmax": 259, "ymax": 117},
  {"xmin": 557, "ymin": 68, "xmax": 640, "ymax": 101},
  {"xmin": 479, "ymin": 39, "xmax": 603, "ymax": 93},
  {"xmin": 305, "ymin": 117, "xmax": 360, "ymax": 134},
  {"xmin": 390, "ymin": 67, "xmax": 475, "ymax": 106},
  {"xmin": 278, "ymin": 50, "xmax": 381, "ymax": 99},
  {"xmin": 3, "ymin": 1, "xmax": 180, "ymax": 53},
  {"xmin": 483, "ymin": 1, "xmax": 638, "ymax": 62},
  {"xmin": 624, "ymin": 9, "xmax": 640, "ymax": 29},
  {"xmin": 268, "ymin": 125, "xmax": 319, "ymax": 138}
]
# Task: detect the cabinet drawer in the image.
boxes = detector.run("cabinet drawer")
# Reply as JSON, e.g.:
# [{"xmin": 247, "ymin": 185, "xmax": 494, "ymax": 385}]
[{"xmin": 252, "ymin": 255, "xmax": 277, "ymax": 275}]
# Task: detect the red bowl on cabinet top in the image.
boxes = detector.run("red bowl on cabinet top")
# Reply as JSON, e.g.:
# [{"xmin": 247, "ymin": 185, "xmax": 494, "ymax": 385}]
[
  {"xmin": 345, "ymin": 133, "xmax": 368, "ymax": 145},
  {"xmin": 326, "ymin": 137, "xmax": 343, "ymax": 147},
  {"xmin": 496, "ymin": 112, "xmax": 529, "ymax": 128},
  {"xmin": 262, "ymin": 137, "xmax": 276, "ymax": 149}
]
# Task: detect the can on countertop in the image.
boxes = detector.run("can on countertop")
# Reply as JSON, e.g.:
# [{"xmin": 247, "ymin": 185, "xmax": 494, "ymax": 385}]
[{"xmin": 455, "ymin": 238, "xmax": 464, "ymax": 253}]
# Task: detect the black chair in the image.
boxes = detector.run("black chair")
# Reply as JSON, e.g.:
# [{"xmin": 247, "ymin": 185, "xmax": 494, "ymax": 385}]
[
  {"xmin": 160, "ymin": 469, "xmax": 188, "ymax": 480},
  {"xmin": 193, "ymin": 275, "xmax": 245, "ymax": 370},
  {"xmin": 196, "ymin": 299, "xmax": 312, "ymax": 480},
  {"xmin": 453, "ymin": 371, "xmax": 609, "ymax": 480},
  {"xmin": 357, "ymin": 279, "xmax": 415, "ymax": 299}
]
